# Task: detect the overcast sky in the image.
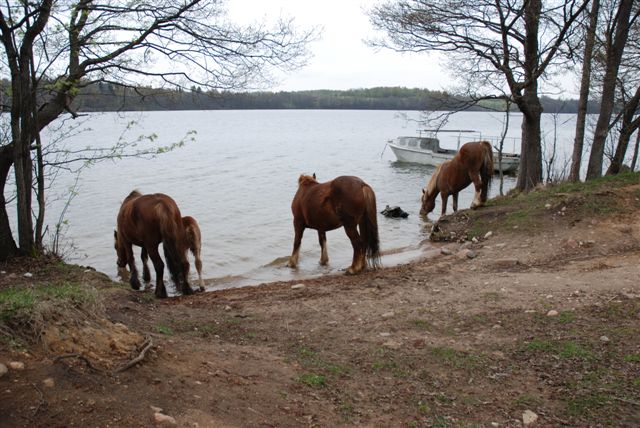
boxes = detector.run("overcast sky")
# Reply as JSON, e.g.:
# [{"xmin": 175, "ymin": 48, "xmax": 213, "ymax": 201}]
[{"xmin": 226, "ymin": 0, "xmax": 454, "ymax": 92}]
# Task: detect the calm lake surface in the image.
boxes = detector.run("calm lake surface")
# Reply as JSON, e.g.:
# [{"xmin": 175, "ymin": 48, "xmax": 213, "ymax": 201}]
[{"xmin": 40, "ymin": 110, "xmax": 578, "ymax": 290}]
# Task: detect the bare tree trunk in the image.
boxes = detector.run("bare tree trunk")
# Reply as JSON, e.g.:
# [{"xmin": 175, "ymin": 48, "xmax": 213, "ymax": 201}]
[
  {"xmin": 517, "ymin": 98, "xmax": 544, "ymax": 191},
  {"xmin": 497, "ymin": 102, "xmax": 512, "ymax": 196},
  {"xmin": 0, "ymin": 145, "xmax": 17, "ymax": 261},
  {"xmin": 586, "ymin": 0, "xmax": 635, "ymax": 179},
  {"xmin": 570, "ymin": 0, "xmax": 600, "ymax": 182},
  {"xmin": 31, "ymin": 55, "xmax": 45, "ymax": 251},
  {"xmin": 13, "ymin": 63, "xmax": 36, "ymax": 255},
  {"xmin": 516, "ymin": 0, "xmax": 543, "ymax": 192},
  {"xmin": 606, "ymin": 86, "xmax": 640, "ymax": 175},
  {"xmin": 631, "ymin": 130, "xmax": 640, "ymax": 171}
]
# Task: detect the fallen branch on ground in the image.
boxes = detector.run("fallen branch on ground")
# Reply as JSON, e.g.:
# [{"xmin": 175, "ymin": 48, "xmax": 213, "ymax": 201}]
[{"xmin": 113, "ymin": 337, "xmax": 153, "ymax": 374}]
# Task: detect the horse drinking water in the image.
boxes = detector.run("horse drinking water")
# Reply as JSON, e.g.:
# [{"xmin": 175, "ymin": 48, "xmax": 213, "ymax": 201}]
[
  {"xmin": 288, "ymin": 174, "xmax": 381, "ymax": 275},
  {"xmin": 420, "ymin": 141, "xmax": 494, "ymax": 217},
  {"xmin": 114, "ymin": 191, "xmax": 194, "ymax": 298},
  {"xmin": 136, "ymin": 216, "xmax": 205, "ymax": 292}
]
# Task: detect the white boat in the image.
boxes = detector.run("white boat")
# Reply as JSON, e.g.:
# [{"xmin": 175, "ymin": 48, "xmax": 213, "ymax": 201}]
[{"xmin": 387, "ymin": 132, "xmax": 520, "ymax": 174}]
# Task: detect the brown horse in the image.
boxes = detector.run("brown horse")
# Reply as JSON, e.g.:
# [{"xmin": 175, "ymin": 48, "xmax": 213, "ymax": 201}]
[
  {"xmin": 114, "ymin": 190, "xmax": 193, "ymax": 298},
  {"xmin": 420, "ymin": 141, "xmax": 494, "ymax": 217},
  {"xmin": 137, "ymin": 216, "xmax": 205, "ymax": 292},
  {"xmin": 288, "ymin": 174, "xmax": 381, "ymax": 274}
]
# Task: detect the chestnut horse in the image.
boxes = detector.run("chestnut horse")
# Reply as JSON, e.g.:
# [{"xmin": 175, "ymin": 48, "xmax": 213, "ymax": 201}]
[
  {"xmin": 288, "ymin": 174, "xmax": 381, "ymax": 274},
  {"xmin": 137, "ymin": 216, "xmax": 205, "ymax": 292},
  {"xmin": 420, "ymin": 141, "xmax": 493, "ymax": 217},
  {"xmin": 115, "ymin": 190, "xmax": 193, "ymax": 298}
]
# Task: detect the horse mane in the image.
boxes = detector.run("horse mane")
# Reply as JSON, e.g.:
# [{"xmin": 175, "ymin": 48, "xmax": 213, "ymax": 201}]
[
  {"xmin": 298, "ymin": 174, "xmax": 318, "ymax": 186},
  {"xmin": 424, "ymin": 163, "xmax": 444, "ymax": 196}
]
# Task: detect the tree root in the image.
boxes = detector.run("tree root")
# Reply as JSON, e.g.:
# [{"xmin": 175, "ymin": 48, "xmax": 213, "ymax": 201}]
[
  {"xmin": 53, "ymin": 336, "xmax": 153, "ymax": 376},
  {"xmin": 113, "ymin": 336, "xmax": 153, "ymax": 374}
]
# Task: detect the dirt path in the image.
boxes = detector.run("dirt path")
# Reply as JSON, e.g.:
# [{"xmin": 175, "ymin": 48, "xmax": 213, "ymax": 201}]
[{"xmin": 1, "ymin": 181, "xmax": 639, "ymax": 427}]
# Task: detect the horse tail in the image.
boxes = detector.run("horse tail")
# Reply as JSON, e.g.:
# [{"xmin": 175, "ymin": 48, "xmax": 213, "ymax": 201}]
[
  {"xmin": 157, "ymin": 205, "xmax": 189, "ymax": 292},
  {"xmin": 361, "ymin": 184, "xmax": 381, "ymax": 269},
  {"xmin": 480, "ymin": 141, "xmax": 493, "ymax": 203},
  {"xmin": 183, "ymin": 216, "xmax": 204, "ymax": 291}
]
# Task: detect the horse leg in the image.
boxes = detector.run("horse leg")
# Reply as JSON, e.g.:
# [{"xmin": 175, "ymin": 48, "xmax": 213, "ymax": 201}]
[
  {"xmin": 318, "ymin": 231, "xmax": 328, "ymax": 266},
  {"xmin": 125, "ymin": 244, "xmax": 141, "ymax": 291},
  {"xmin": 181, "ymin": 261, "xmax": 195, "ymax": 296},
  {"xmin": 194, "ymin": 252, "xmax": 204, "ymax": 292},
  {"xmin": 287, "ymin": 222, "xmax": 305, "ymax": 268},
  {"xmin": 469, "ymin": 172, "xmax": 483, "ymax": 208},
  {"xmin": 440, "ymin": 193, "xmax": 449, "ymax": 216},
  {"xmin": 147, "ymin": 245, "xmax": 167, "ymax": 299},
  {"xmin": 343, "ymin": 223, "xmax": 364, "ymax": 275},
  {"xmin": 452, "ymin": 193, "xmax": 459, "ymax": 212},
  {"xmin": 141, "ymin": 247, "xmax": 151, "ymax": 284}
]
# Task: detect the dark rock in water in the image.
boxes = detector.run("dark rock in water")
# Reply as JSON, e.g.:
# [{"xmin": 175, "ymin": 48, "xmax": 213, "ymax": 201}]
[{"xmin": 381, "ymin": 205, "xmax": 409, "ymax": 218}]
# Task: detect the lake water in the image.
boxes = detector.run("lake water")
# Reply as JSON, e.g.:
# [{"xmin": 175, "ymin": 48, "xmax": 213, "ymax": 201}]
[{"xmin": 38, "ymin": 110, "xmax": 579, "ymax": 290}]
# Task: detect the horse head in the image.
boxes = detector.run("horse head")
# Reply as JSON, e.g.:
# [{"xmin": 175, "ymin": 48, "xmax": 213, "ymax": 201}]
[
  {"xmin": 298, "ymin": 173, "xmax": 318, "ymax": 187},
  {"xmin": 420, "ymin": 187, "xmax": 436, "ymax": 216},
  {"xmin": 420, "ymin": 164, "xmax": 442, "ymax": 216},
  {"xmin": 113, "ymin": 230, "xmax": 127, "ymax": 268}
]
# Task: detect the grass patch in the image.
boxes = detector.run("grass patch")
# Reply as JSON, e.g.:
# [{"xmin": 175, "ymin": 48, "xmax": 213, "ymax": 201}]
[
  {"xmin": 514, "ymin": 394, "xmax": 543, "ymax": 408},
  {"xmin": 429, "ymin": 346, "xmax": 486, "ymax": 370},
  {"xmin": 566, "ymin": 393, "xmax": 609, "ymax": 417},
  {"xmin": 431, "ymin": 415, "xmax": 449, "ymax": 427},
  {"xmin": 521, "ymin": 338, "xmax": 593, "ymax": 361},
  {"xmin": 417, "ymin": 400, "xmax": 430, "ymax": 414},
  {"xmin": 556, "ymin": 311, "xmax": 576, "ymax": 324},
  {"xmin": 412, "ymin": 319, "xmax": 432, "ymax": 331},
  {"xmin": 339, "ymin": 401, "xmax": 356, "ymax": 422},
  {"xmin": 559, "ymin": 341, "xmax": 593, "ymax": 360},
  {"xmin": 524, "ymin": 338, "xmax": 555, "ymax": 352},
  {"xmin": 294, "ymin": 345, "xmax": 349, "ymax": 378},
  {"xmin": 155, "ymin": 324, "xmax": 174, "ymax": 335},
  {"xmin": 297, "ymin": 373, "xmax": 326, "ymax": 388},
  {"xmin": 481, "ymin": 292, "xmax": 502, "ymax": 302},
  {"xmin": 624, "ymin": 354, "xmax": 640, "ymax": 363},
  {"xmin": 0, "ymin": 281, "xmax": 101, "ymax": 342}
]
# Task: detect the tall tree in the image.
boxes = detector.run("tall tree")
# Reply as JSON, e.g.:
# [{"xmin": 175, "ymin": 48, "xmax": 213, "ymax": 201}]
[
  {"xmin": 0, "ymin": 0, "xmax": 314, "ymax": 260},
  {"xmin": 586, "ymin": 0, "xmax": 638, "ymax": 179},
  {"xmin": 606, "ymin": 5, "xmax": 640, "ymax": 175},
  {"xmin": 368, "ymin": 0, "xmax": 590, "ymax": 191},
  {"xmin": 570, "ymin": 0, "xmax": 600, "ymax": 181}
]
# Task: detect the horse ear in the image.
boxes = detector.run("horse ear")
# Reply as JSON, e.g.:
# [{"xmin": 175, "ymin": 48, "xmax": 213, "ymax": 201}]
[
  {"xmin": 312, "ymin": 173, "xmax": 316, "ymax": 179},
  {"xmin": 422, "ymin": 189, "xmax": 425, "ymax": 195}
]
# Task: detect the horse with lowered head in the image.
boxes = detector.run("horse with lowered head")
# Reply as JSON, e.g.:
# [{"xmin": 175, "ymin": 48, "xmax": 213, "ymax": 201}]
[
  {"xmin": 114, "ymin": 190, "xmax": 194, "ymax": 298},
  {"xmin": 288, "ymin": 174, "xmax": 381, "ymax": 275},
  {"xmin": 420, "ymin": 141, "xmax": 494, "ymax": 217},
  {"xmin": 137, "ymin": 216, "xmax": 205, "ymax": 292}
]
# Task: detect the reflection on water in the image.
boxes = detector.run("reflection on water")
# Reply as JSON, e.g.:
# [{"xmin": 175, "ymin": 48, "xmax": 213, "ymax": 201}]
[{"xmin": 37, "ymin": 110, "xmax": 576, "ymax": 291}]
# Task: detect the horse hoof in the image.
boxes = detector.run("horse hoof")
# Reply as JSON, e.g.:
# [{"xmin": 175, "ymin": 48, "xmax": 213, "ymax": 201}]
[
  {"xmin": 130, "ymin": 279, "xmax": 141, "ymax": 290},
  {"xmin": 183, "ymin": 287, "xmax": 195, "ymax": 296},
  {"xmin": 155, "ymin": 291, "xmax": 168, "ymax": 299}
]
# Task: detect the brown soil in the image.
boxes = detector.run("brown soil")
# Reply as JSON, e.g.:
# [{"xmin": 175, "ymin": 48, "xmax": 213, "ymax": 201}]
[{"xmin": 1, "ymin": 180, "xmax": 639, "ymax": 427}]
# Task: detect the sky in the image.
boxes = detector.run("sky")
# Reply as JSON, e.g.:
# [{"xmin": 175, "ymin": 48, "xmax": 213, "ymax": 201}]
[{"xmin": 226, "ymin": 0, "xmax": 454, "ymax": 92}]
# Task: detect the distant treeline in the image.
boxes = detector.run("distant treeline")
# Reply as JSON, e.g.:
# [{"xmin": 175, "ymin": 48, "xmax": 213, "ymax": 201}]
[{"xmin": 1, "ymin": 79, "xmax": 597, "ymax": 114}]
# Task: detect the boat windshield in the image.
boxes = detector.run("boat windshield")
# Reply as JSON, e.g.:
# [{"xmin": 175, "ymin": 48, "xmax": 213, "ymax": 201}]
[{"xmin": 419, "ymin": 138, "xmax": 439, "ymax": 151}]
